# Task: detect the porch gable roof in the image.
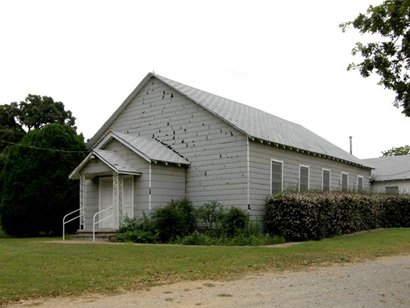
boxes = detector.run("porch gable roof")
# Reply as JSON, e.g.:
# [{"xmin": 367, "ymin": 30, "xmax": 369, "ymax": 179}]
[
  {"xmin": 98, "ymin": 131, "xmax": 190, "ymax": 166},
  {"xmin": 69, "ymin": 149, "xmax": 143, "ymax": 179},
  {"xmin": 69, "ymin": 131, "xmax": 190, "ymax": 179}
]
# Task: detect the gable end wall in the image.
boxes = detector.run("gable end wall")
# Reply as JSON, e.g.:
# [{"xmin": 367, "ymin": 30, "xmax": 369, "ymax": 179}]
[{"xmin": 97, "ymin": 77, "xmax": 249, "ymax": 210}]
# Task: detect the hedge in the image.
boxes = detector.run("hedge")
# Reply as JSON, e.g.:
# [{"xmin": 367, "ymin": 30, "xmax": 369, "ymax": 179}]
[{"xmin": 264, "ymin": 192, "xmax": 410, "ymax": 241}]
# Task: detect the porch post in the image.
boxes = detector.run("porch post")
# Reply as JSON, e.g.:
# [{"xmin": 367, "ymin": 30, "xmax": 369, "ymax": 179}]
[
  {"xmin": 112, "ymin": 172, "xmax": 121, "ymax": 229},
  {"xmin": 118, "ymin": 174, "xmax": 123, "ymax": 226},
  {"xmin": 79, "ymin": 174, "xmax": 86, "ymax": 230}
]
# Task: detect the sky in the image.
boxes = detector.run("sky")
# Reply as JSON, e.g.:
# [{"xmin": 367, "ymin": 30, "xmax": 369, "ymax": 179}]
[{"xmin": 0, "ymin": 0, "xmax": 408, "ymax": 159}]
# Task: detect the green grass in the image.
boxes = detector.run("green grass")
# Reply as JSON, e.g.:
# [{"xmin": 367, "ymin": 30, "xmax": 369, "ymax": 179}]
[{"xmin": 1, "ymin": 229, "xmax": 410, "ymax": 304}]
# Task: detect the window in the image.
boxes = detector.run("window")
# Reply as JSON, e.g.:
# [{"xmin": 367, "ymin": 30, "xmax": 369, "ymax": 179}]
[
  {"xmin": 341, "ymin": 172, "xmax": 348, "ymax": 192},
  {"xmin": 271, "ymin": 160, "xmax": 283, "ymax": 194},
  {"xmin": 385, "ymin": 186, "xmax": 399, "ymax": 194},
  {"xmin": 357, "ymin": 176, "xmax": 363, "ymax": 192},
  {"xmin": 322, "ymin": 169, "xmax": 331, "ymax": 192},
  {"xmin": 299, "ymin": 165, "xmax": 309, "ymax": 192}
]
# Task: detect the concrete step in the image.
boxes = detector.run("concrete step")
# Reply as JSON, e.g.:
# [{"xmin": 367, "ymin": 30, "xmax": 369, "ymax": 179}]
[{"xmin": 71, "ymin": 230, "xmax": 118, "ymax": 242}]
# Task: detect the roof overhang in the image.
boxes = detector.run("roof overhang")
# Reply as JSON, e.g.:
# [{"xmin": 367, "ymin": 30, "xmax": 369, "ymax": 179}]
[
  {"xmin": 69, "ymin": 150, "xmax": 143, "ymax": 180},
  {"xmin": 249, "ymin": 136, "xmax": 373, "ymax": 170}
]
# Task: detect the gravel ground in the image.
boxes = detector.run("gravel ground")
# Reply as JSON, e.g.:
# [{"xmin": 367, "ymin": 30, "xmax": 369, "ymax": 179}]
[{"xmin": 8, "ymin": 254, "xmax": 410, "ymax": 308}]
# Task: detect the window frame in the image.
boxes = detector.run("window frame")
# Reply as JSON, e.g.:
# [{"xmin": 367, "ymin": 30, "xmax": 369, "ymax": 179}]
[
  {"xmin": 322, "ymin": 168, "xmax": 331, "ymax": 192},
  {"xmin": 385, "ymin": 186, "xmax": 399, "ymax": 194},
  {"xmin": 270, "ymin": 159, "xmax": 284, "ymax": 195},
  {"xmin": 341, "ymin": 172, "xmax": 349, "ymax": 192},
  {"xmin": 299, "ymin": 164, "xmax": 310, "ymax": 192},
  {"xmin": 357, "ymin": 175, "xmax": 364, "ymax": 192}
]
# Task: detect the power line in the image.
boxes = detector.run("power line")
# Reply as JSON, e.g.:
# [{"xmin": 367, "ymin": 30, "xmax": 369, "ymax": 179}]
[{"xmin": 0, "ymin": 139, "xmax": 89, "ymax": 154}]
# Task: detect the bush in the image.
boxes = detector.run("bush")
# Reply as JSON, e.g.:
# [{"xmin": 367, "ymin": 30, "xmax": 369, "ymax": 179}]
[
  {"xmin": 222, "ymin": 207, "xmax": 250, "ymax": 237},
  {"xmin": 172, "ymin": 228, "xmax": 285, "ymax": 246},
  {"xmin": 151, "ymin": 198, "xmax": 196, "ymax": 242},
  {"xmin": 264, "ymin": 192, "xmax": 410, "ymax": 241},
  {"xmin": 379, "ymin": 195, "xmax": 410, "ymax": 227},
  {"xmin": 195, "ymin": 201, "xmax": 225, "ymax": 233},
  {"xmin": 115, "ymin": 199, "xmax": 284, "ymax": 246},
  {"xmin": 114, "ymin": 215, "xmax": 158, "ymax": 243}
]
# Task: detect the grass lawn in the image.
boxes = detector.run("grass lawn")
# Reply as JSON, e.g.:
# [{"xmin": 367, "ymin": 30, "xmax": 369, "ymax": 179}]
[{"xmin": 1, "ymin": 228, "xmax": 410, "ymax": 304}]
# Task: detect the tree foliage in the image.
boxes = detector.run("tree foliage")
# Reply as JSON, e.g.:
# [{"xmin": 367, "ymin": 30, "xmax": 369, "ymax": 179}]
[
  {"xmin": 0, "ymin": 124, "xmax": 86, "ymax": 236},
  {"xmin": 0, "ymin": 94, "xmax": 76, "ymax": 163},
  {"xmin": 382, "ymin": 144, "xmax": 410, "ymax": 156},
  {"xmin": 0, "ymin": 103, "xmax": 25, "ymax": 154},
  {"xmin": 18, "ymin": 94, "xmax": 76, "ymax": 130},
  {"xmin": 341, "ymin": 0, "xmax": 410, "ymax": 116}
]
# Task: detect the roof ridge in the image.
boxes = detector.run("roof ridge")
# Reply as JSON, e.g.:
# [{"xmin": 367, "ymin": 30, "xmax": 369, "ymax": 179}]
[{"xmin": 152, "ymin": 73, "xmax": 299, "ymax": 127}]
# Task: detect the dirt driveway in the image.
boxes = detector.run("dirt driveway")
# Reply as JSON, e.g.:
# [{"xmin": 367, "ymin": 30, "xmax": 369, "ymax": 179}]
[{"xmin": 8, "ymin": 255, "xmax": 410, "ymax": 308}]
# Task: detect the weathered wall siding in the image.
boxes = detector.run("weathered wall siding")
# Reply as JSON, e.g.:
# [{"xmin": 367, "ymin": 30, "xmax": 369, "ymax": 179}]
[
  {"xmin": 249, "ymin": 141, "xmax": 372, "ymax": 217},
  {"xmin": 151, "ymin": 163, "xmax": 186, "ymax": 210},
  {"xmin": 99, "ymin": 77, "xmax": 248, "ymax": 209},
  {"xmin": 103, "ymin": 140, "xmax": 150, "ymax": 216},
  {"xmin": 371, "ymin": 180, "xmax": 410, "ymax": 194},
  {"xmin": 81, "ymin": 160, "xmax": 111, "ymax": 176},
  {"xmin": 83, "ymin": 179, "xmax": 98, "ymax": 230}
]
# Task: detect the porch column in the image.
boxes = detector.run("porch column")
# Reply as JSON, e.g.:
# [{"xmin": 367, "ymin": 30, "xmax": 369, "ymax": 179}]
[
  {"xmin": 112, "ymin": 172, "xmax": 122, "ymax": 229},
  {"xmin": 79, "ymin": 174, "xmax": 86, "ymax": 230}
]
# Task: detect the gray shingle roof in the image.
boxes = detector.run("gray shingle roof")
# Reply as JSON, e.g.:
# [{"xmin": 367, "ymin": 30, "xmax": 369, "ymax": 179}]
[
  {"xmin": 111, "ymin": 132, "xmax": 190, "ymax": 166},
  {"xmin": 363, "ymin": 155, "xmax": 410, "ymax": 181},
  {"xmin": 89, "ymin": 72, "xmax": 370, "ymax": 169},
  {"xmin": 93, "ymin": 149, "xmax": 142, "ymax": 175},
  {"xmin": 154, "ymin": 74, "xmax": 369, "ymax": 168}
]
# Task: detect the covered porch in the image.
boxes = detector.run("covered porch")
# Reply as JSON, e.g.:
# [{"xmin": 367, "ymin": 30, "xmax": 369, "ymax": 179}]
[
  {"xmin": 70, "ymin": 148, "xmax": 143, "ymax": 232},
  {"xmin": 66, "ymin": 131, "xmax": 190, "ymax": 238}
]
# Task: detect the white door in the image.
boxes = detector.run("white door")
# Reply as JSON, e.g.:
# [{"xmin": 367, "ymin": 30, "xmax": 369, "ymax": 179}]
[
  {"xmin": 122, "ymin": 176, "xmax": 134, "ymax": 219},
  {"xmin": 99, "ymin": 177, "xmax": 114, "ymax": 229}
]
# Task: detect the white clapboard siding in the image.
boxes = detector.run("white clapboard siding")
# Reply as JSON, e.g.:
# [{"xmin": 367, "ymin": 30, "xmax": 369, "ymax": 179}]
[
  {"xmin": 98, "ymin": 77, "xmax": 249, "ymax": 209},
  {"xmin": 249, "ymin": 141, "xmax": 372, "ymax": 214}
]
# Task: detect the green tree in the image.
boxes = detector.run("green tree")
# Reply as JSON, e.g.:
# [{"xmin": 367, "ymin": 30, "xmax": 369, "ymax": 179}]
[
  {"xmin": 0, "ymin": 124, "xmax": 86, "ymax": 236},
  {"xmin": 341, "ymin": 0, "xmax": 410, "ymax": 116},
  {"xmin": 0, "ymin": 95, "xmax": 76, "ymax": 163},
  {"xmin": 382, "ymin": 144, "xmax": 410, "ymax": 156},
  {"xmin": 0, "ymin": 103, "xmax": 25, "ymax": 158},
  {"xmin": 18, "ymin": 94, "xmax": 76, "ymax": 130}
]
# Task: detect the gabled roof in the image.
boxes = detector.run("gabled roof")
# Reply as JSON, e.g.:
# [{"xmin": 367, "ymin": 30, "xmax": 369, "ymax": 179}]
[
  {"xmin": 106, "ymin": 131, "xmax": 190, "ymax": 166},
  {"xmin": 70, "ymin": 131, "xmax": 189, "ymax": 179},
  {"xmin": 88, "ymin": 72, "xmax": 371, "ymax": 169},
  {"xmin": 363, "ymin": 155, "xmax": 410, "ymax": 181},
  {"xmin": 69, "ymin": 150, "xmax": 143, "ymax": 180}
]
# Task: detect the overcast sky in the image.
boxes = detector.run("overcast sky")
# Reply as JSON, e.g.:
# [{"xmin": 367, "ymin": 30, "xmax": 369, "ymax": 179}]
[{"xmin": 1, "ymin": 0, "xmax": 408, "ymax": 159}]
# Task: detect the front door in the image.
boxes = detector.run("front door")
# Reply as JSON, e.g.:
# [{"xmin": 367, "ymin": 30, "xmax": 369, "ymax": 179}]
[
  {"xmin": 99, "ymin": 177, "xmax": 114, "ymax": 229},
  {"xmin": 122, "ymin": 176, "xmax": 134, "ymax": 219}
]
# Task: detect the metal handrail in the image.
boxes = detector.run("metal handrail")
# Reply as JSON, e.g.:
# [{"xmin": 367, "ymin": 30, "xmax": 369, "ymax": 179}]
[
  {"xmin": 92, "ymin": 206, "xmax": 114, "ymax": 242},
  {"xmin": 62, "ymin": 208, "xmax": 82, "ymax": 240}
]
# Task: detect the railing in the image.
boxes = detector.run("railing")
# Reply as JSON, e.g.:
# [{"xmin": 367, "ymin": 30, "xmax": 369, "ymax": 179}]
[
  {"xmin": 62, "ymin": 208, "xmax": 82, "ymax": 241},
  {"xmin": 92, "ymin": 206, "xmax": 114, "ymax": 242}
]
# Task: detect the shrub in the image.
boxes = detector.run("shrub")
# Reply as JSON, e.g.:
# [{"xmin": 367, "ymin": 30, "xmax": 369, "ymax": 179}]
[
  {"xmin": 264, "ymin": 192, "xmax": 410, "ymax": 241},
  {"xmin": 195, "ymin": 201, "xmax": 225, "ymax": 233},
  {"xmin": 173, "ymin": 227, "xmax": 285, "ymax": 246},
  {"xmin": 222, "ymin": 207, "xmax": 250, "ymax": 237},
  {"xmin": 380, "ymin": 195, "xmax": 410, "ymax": 227},
  {"xmin": 151, "ymin": 198, "xmax": 196, "ymax": 242},
  {"xmin": 114, "ymin": 215, "xmax": 158, "ymax": 243}
]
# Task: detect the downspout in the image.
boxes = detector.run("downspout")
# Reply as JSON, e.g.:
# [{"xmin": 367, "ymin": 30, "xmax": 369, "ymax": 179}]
[
  {"xmin": 247, "ymin": 137, "xmax": 250, "ymax": 212},
  {"xmin": 148, "ymin": 163, "xmax": 152, "ymax": 210}
]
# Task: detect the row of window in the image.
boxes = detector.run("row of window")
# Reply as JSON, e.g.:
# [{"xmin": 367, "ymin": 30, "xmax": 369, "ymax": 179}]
[{"xmin": 270, "ymin": 159, "xmax": 364, "ymax": 194}]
